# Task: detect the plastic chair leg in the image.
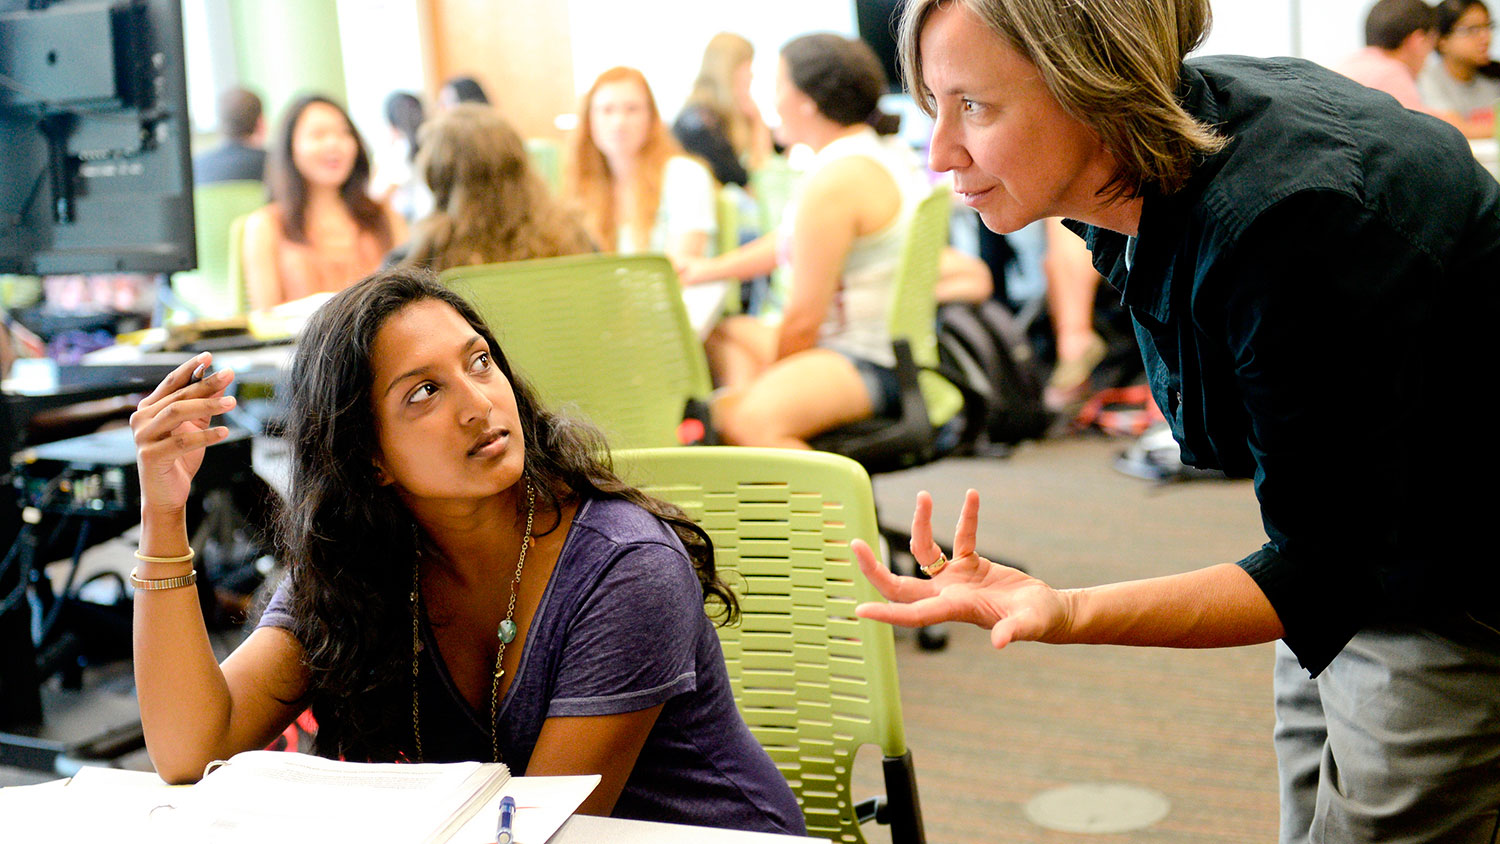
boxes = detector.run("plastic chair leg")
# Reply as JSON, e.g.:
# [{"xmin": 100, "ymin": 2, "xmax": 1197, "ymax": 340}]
[{"xmin": 883, "ymin": 750, "xmax": 927, "ymax": 844}]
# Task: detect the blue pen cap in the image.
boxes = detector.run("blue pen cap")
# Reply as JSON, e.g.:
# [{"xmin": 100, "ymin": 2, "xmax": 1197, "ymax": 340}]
[{"xmin": 497, "ymin": 795, "xmax": 517, "ymax": 844}]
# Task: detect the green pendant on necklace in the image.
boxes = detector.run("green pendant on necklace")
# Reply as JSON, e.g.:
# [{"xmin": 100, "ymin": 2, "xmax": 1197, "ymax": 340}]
[{"xmin": 497, "ymin": 619, "xmax": 517, "ymax": 644}]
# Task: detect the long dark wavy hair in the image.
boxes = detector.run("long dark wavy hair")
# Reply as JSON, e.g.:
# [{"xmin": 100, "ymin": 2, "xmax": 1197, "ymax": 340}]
[
  {"xmin": 277, "ymin": 265, "xmax": 737, "ymax": 761},
  {"xmin": 268, "ymin": 94, "xmax": 393, "ymax": 248}
]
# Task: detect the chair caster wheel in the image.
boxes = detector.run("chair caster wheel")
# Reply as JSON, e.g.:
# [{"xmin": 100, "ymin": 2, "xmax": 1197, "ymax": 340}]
[{"xmin": 917, "ymin": 624, "xmax": 949, "ymax": 651}]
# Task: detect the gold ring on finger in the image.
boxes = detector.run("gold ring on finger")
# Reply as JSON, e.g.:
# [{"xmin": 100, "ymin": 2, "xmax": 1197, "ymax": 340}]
[{"xmin": 919, "ymin": 553, "xmax": 948, "ymax": 577}]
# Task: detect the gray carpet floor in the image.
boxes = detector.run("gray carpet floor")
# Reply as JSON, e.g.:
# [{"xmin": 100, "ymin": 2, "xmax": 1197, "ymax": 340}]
[{"xmin": 2, "ymin": 434, "xmax": 1281, "ymax": 842}]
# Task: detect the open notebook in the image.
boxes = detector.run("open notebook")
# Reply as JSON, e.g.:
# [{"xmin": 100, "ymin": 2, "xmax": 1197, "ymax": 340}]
[
  {"xmin": 0, "ymin": 752, "xmax": 599, "ymax": 844},
  {"xmin": 167, "ymin": 750, "xmax": 509, "ymax": 843}
]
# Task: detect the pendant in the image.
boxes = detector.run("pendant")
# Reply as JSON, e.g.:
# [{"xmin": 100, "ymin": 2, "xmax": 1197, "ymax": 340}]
[{"xmin": 497, "ymin": 619, "xmax": 517, "ymax": 644}]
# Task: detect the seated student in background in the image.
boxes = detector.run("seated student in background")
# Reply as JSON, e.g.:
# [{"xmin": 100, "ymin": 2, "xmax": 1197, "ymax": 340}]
[
  {"xmin": 398, "ymin": 104, "xmax": 594, "ymax": 271},
  {"xmin": 1336, "ymin": 0, "xmax": 1494, "ymax": 138},
  {"xmin": 673, "ymin": 33, "xmax": 775, "ymax": 189},
  {"xmin": 130, "ymin": 268, "xmax": 805, "ymax": 834},
  {"xmin": 193, "ymin": 87, "xmax": 268, "ymax": 185},
  {"xmin": 564, "ymin": 67, "xmax": 716, "ymax": 265},
  {"xmin": 243, "ymin": 95, "xmax": 407, "ymax": 310},
  {"xmin": 371, "ymin": 91, "xmax": 432, "ymax": 224},
  {"xmin": 678, "ymin": 34, "xmax": 944, "ymax": 448},
  {"xmin": 1420, "ymin": 0, "xmax": 1500, "ymax": 128}
]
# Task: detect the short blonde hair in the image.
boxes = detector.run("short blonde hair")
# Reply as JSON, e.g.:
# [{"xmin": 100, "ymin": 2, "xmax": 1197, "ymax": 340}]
[{"xmin": 899, "ymin": 0, "xmax": 1225, "ymax": 199}]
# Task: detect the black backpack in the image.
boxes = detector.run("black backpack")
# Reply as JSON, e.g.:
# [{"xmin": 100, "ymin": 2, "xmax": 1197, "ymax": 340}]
[{"xmin": 935, "ymin": 300, "xmax": 1053, "ymax": 453}]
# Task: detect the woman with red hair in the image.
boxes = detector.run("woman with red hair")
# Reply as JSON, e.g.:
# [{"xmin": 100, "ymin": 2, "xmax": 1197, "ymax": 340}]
[{"xmin": 563, "ymin": 67, "xmax": 715, "ymax": 265}]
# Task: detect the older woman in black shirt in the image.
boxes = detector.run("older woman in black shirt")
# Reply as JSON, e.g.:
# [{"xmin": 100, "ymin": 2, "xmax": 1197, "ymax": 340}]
[{"xmin": 854, "ymin": 1, "xmax": 1500, "ymax": 841}]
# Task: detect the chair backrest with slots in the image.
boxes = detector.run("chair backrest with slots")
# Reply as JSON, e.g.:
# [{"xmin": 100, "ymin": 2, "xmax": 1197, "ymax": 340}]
[
  {"xmin": 889, "ymin": 188, "xmax": 964, "ymax": 428},
  {"xmin": 614, "ymin": 446, "xmax": 917, "ymax": 844},
  {"xmin": 440, "ymin": 254, "xmax": 712, "ymax": 449}
]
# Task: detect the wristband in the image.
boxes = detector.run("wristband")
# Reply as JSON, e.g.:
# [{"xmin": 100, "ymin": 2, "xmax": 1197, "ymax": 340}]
[
  {"xmin": 129, "ymin": 567, "xmax": 198, "ymax": 591},
  {"xmin": 133, "ymin": 549, "xmax": 196, "ymax": 565}
]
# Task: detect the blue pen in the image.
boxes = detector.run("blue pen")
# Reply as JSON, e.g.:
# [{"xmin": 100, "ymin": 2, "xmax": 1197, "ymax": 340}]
[{"xmin": 496, "ymin": 795, "xmax": 517, "ymax": 844}]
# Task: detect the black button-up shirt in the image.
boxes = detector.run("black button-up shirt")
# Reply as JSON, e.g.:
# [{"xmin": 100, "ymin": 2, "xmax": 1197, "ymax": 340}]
[{"xmin": 1071, "ymin": 55, "xmax": 1500, "ymax": 675}]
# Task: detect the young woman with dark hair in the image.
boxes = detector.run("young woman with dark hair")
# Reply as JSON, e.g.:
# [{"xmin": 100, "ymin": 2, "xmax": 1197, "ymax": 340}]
[
  {"xmin": 678, "ymin": 34, "xmax": 965, "ymax": 449},
  {"xmin": 1420, "ymin": 0, "xmax": 1500, "ymax": 124},
  {"xmin": 129, "ymin": 267, "xmax": 803, "ymax": 833},
  {"xmin": 372, "ymin": 90, "xmax": 430, "ymax": 223},
  {"xmin": 243, "ymin": 95, "xmax": 407, "ymax": 310}
]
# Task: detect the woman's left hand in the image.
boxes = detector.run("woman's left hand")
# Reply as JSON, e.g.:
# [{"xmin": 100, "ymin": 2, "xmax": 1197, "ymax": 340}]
[{"xmin": 853, "ymin": 489, "xmax": 1072, "ymax": 649}]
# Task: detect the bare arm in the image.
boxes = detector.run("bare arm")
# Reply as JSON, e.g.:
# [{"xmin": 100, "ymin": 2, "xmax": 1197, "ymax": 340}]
[
  {"xmin": 242, "ymin": 208, "xmax": 285, "ymax": 312},
  {"xmin": 677, "ymin": 233, "xmax": 778, "ymax": 285},
  {"xmin": 666, "ymin": 230, "xmax": 709, "ymax": 268},
  {"xmin": 132, "ymin": 355, "xmax": 308, "ymax": 782},
  {"xmin": 855, "ymin": 490, "xmax": 1283, "ymax": 650},
  {"xmin": 525, "ymin": 705, "xmax": 665, "ymax": 815}
]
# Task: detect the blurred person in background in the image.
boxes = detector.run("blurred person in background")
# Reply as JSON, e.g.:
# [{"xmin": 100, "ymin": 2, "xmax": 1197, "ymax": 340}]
[
  {"xmin": 679, "ymin": 34, "xmax": 946, "ymax": 448},
  {"xmin": 673, "ymin": 33, "xmax": 775, "ymax": 189},
  {"xmin": 372, "ymin": 91, "xmax": 432, "ymax": 224},
  {"xmin": 564, "ymin": 67, "xmax": 715, "ymax": 265},
  {"xmin": 397, "ymin": 104, "xmax": 593, "ymax": 272},
  {"xmin": 1419, "ymin": 0, "xmax": 1500, "ymax": 129},
  {"xmin": 243, "ymin": 95, "xmax": 406, "ymax": 310},
  {"xmin": 193, "ymin": 86, "xmax": 267, "ymax": 185}
]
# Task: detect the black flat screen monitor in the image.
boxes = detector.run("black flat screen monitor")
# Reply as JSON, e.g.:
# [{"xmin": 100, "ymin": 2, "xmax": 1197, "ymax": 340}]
[
  {"xmin": 0, "ymin": 0, "xmax": 195, "ymax": 275},
  {"xmin": 855, "ymin": 0, "xmax": 904, "ymax": 93}
]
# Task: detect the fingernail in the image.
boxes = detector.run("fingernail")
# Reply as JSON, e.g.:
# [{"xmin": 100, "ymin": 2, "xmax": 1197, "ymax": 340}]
[{"xmin": 218, "ymin": 397, "xmax": 236, "ymax": 408}]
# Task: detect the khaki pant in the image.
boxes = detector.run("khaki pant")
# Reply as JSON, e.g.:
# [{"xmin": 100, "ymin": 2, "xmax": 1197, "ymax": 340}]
[{"xmin": 1274, "ymin": 627, "xmax": 1500, "ymax": 843}]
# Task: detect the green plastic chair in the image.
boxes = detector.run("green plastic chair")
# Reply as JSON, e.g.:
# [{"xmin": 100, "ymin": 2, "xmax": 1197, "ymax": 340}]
[
  {"xmin": 613, "ymin": 446, "xmax": 925, "ymax": 844},
  {"xmin": 226, "ymin": 212, "xmax": 251, "ymax": 313},
  {"xmin": 716, "ymin": 186, "xmax": 741, "ymax": 258},
  {"xmin": 810, "ymin": 186, "xmax": 964, "ymax": 472},
  {"xmin": 173, "ymin": 182, "xmax": 265, "ymax": 317},
  {"xmin": 440, "ymin": 254, "xmax": 713, "ymax": 449},
  {"xmin": 893, "ymin": 187, "xmax": 965, "ymax": 429}
]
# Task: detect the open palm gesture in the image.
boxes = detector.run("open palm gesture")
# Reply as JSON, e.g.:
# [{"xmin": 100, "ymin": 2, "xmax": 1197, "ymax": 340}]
[{"xmin": 854, "ymin": 490, "xmax": 1071, "ymax": 649}]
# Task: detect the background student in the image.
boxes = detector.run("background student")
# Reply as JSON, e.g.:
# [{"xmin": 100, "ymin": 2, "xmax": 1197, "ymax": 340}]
[{"xmin": 242, "ymin": 95, "xmax": 406, "ymax": 310}]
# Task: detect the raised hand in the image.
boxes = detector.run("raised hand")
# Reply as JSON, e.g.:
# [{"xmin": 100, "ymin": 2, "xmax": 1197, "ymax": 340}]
[
  {"xmin": 853, "ymin": 489, "xmax": 1072, "ymax": 649},
  {"xmin": 130, "ymin": 353, "xmax": 237, "ymax": 515}
]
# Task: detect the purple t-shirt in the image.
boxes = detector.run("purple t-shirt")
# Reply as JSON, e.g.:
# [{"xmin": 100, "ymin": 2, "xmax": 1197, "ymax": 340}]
[{"xmin": 260, "ymin": 497, "xmax": 804, "ymax": 835}]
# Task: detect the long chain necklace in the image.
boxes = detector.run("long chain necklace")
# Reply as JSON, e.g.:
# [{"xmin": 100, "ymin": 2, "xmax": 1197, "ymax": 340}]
[{"xmin": 410, "ymin": 482, "xmax": 536, "ymax": 763}]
